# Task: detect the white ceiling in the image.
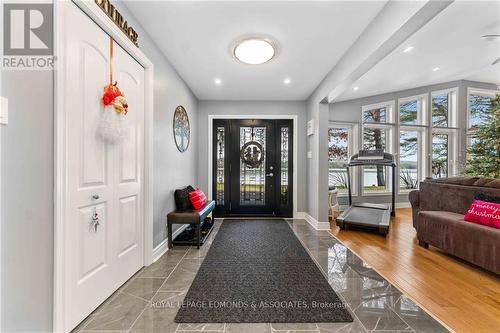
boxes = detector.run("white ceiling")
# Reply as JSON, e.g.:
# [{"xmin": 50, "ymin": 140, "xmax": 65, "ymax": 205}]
[
  {"xmin": 124, "ymin": 1, "xmax": 387, "ymax": 100},
  {"xmin": 336, "ymin": 1, "xmax": 500, "ymax": 102}
]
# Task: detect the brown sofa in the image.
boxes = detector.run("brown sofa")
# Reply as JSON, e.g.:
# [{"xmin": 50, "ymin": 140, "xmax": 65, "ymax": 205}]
[{"xmin": 409, "ymin": 177, "xmax": 500, "ymax": 275}]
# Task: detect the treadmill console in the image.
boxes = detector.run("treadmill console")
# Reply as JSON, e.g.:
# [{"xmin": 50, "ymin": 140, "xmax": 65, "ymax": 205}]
[{"xmin": 357, "ymin": 149, "xmax": 384, "ymax": 160}]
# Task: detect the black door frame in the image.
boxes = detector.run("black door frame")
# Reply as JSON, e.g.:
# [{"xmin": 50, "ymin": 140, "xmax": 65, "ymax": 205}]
[{"xmin": 212, "ymin": 119, "xmax": 293, "ymax": 218}]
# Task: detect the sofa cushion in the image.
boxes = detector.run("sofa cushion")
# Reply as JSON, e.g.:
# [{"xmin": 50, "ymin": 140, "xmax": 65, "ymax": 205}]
[
  {"xmin": 419, "ymin": 180, "xmax": 500, "ymax": 215},
  {"xmin": 475, "ymin": 193, "xmax": 500, "ymax": 203},
  {"xmin": 189, "ymin": 188, "xmax": 207, "ymax": 210},
  {"xmin": 464, "ymin": 200, "xmax": 500, "ymax": 229},
  {"xmin": 417, "ymin": 211, "xmax": 500, "ymax": 275}
]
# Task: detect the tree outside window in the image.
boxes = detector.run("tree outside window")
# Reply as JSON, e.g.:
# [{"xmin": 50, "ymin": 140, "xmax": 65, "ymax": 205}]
[
  {"xmin": 328, "ymin": 128, "xmax": 349, "ymax": 191},
  {"xmin": 469, "ymin": 94, "xmax": 492, "ymax": 129},
  {"xmin": 432, "ymin": 94, "xmax": 449, "ymax": 127},
  {"xmin": 432, "ymin": 134, "xmax": 448, "ymax": 178},
  {"xmin": 363, "ymin": 127, "xmax": 387, "ymax": 191}
]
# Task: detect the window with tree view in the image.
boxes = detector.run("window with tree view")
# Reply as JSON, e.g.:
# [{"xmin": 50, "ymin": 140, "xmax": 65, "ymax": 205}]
[
  {"xmin": 363, "ymin": 127, "xmax": 388, "ymax": 192},
  {"xmin": 432, "ymin": 134, "xmax": 448, "ymax": 178},
  {"xmin": 432, "ymin": 93, "xmax": 449, "ymax": 127},
  {"xmin": 469, "ymin": 93, "xmax": 493, "ymax": 129},
  {"xmin": 399, "ymin": 131, "xmax": 418, "ymax": 190},
  {"xmin": 431, "ymin": 89, "xmax": 457, "ymax": 178},
  {"xmin": 328, "ymin": 128, "xmax": 349, "ymax": 192},
  {"xmin": 363, "ymin": 107, "xmax": 386, "ymax": 123},
  {"xmin": 400, "ymin": 100, "xmax": 418, "ymax": 124}
]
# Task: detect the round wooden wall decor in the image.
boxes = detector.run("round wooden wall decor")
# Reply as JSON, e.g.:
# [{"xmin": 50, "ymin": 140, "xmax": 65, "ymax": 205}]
[{"xmin": 173, "ymin": 105, "xmax": 190, "ymax": 152}]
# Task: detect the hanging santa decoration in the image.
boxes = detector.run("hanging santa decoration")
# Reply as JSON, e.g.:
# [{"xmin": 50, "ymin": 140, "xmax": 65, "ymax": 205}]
[{"xmin": 98, "ymin": 38, "xmax": 129, "ymax": 144}]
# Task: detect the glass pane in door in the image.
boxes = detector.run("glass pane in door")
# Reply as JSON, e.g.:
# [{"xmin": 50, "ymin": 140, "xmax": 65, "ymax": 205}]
[
  {"xmin": 216, "ymin": 126, "xmax": 225, "ymax": 205},
  {"xmin": 240, "ymin": 126, "xmax": 266, "ymax": 205},
  {"xmin": 280, "ymin": 127, "xmax": 289, "ymax": 205}
]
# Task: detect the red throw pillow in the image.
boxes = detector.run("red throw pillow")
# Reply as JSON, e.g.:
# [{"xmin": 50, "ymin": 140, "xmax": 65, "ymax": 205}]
[
  {"xmin": 464, "ymin": 200, "xmax": 500, "ymax": 229},
  {"xmin": 188, "ymin": 188, "xmax": 207, "ymax": 210}
]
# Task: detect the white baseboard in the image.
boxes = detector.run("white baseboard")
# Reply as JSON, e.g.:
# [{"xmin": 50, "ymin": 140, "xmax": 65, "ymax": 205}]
[
  {"xmin": 152, "ymin": 225, "xmax": 188, "ymax": 263},
  {"xmin": 304, "ymin": 213, "xmax": 330, "ymax": 230},
  {"xmin": 295, "ymin": 211, "xmax": 307, "ymax": 219}
]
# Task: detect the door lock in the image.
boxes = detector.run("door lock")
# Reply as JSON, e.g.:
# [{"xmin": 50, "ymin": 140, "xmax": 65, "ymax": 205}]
[
  {"xmin": 92, "ymin": 194, "xmax": 100, "ymax": 200},
  {"xmin": 266, "ymin": 172, "xmax": 274, "ymax": 177}
]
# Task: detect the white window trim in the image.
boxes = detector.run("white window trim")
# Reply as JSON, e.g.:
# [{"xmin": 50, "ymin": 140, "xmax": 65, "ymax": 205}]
[
  {"xmin": 431, "ymin": 87, "xmax": 458, "ymax": 128},
  {"xmin": 328, "ymin": 122, "xmax": 358, "ymax": 197}
]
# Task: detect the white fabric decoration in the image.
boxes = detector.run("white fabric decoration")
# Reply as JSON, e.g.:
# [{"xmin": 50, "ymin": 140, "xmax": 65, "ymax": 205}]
[{"xmin": 98, "ymin": 106, "xmax": 126, "ymax": 144}]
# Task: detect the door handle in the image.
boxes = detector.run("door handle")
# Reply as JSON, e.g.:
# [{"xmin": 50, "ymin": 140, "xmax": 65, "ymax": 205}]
[
  {"xmin": 266, "ymin": 172, "xmax": 274, "ymax": 177},
  {"xmin": 92, "ymin": 194, "xmax": 100, "ymax": 200}
]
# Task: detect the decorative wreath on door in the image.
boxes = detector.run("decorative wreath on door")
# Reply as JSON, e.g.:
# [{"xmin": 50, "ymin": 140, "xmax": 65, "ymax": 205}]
[{"xmin": 240, "ymin": 140, "xmax": 264, "ymax": 168}]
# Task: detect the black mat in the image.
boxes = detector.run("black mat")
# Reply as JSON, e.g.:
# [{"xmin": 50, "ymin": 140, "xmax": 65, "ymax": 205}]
[{"xmin": 175, "ymin": 219, "xmax": 353, "ymax": 323}]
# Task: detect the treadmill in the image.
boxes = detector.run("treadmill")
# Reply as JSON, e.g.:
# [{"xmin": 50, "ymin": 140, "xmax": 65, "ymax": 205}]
[{"xmin": 336, "ymin": 149, "xmax": 396, "ymax": 236}]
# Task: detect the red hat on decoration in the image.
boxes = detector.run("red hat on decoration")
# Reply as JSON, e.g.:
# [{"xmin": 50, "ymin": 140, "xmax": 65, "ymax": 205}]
[{"xmin": 102, "ymin": 82, "xmax": 123, "ymax": 106}]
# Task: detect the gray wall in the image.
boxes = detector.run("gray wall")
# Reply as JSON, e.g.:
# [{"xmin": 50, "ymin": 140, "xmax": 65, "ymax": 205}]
[
  {"xmin": 329, "ymin": 80, "xmax": 498, "ymax": 205},
  {"xmin": 196, "ymin": 101, "xmax": 307, "ymax": 213},
  {"xmin": 115, "ymin": 3, "xmax": 199, "ymax": 247},
  {"xmin": 1, "ymin": 71, "xmax": 54, "ymax": 333},
  {"xmin": 305, "ymin": 100, "xmax": 329, "ymax": 222}
]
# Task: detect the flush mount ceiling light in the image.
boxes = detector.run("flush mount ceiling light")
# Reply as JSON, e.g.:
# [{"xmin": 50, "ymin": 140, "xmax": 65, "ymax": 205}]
[{"xmin": 233, "ymin": 37, "xmax": 276, "ymax": 65}]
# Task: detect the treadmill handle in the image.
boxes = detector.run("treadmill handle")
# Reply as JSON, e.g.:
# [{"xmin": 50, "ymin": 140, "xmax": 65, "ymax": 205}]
[{"xmin": 347, "ymin": 166, "xmax": 352, "ymax": 206}]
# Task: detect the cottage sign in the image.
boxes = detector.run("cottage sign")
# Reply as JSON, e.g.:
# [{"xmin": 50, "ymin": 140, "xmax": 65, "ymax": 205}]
[{"xmin": 95, "ymin": 0, "xmax": 139, "ymax": 47}]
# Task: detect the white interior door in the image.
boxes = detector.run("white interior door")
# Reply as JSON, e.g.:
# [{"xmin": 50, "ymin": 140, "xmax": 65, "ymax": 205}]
[{"xmin": 63, "ymin": 2, "xmax": 145, "ymax": 331}]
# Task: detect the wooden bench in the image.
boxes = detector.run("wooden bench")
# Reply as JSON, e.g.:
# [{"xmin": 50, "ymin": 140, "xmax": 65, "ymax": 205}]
[{"xmin": 167, "ymin": 200, "xmax": 215, "ymax": 249}]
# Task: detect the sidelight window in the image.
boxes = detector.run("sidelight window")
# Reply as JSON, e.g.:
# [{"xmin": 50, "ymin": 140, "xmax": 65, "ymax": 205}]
[{"xmin": 215, "ymin": 126, "xmax": 225, "ymax": 205}]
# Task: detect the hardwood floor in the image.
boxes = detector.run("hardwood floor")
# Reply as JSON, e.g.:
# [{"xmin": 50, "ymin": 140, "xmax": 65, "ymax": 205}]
[{"xmin": 330, "ymin": 208, "xmax": 500, "ymax": 333}]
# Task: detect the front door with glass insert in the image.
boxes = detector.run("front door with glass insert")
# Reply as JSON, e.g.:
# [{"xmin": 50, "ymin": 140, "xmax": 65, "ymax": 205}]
[{"xmin": 213, "ymin": 119, "xmax": 293, "ymax": 217}]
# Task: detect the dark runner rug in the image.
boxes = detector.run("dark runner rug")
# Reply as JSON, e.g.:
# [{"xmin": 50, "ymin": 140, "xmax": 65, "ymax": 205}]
[{"xmin": 175, "ymin": 219, "xmax": 353, "ymax": 323}]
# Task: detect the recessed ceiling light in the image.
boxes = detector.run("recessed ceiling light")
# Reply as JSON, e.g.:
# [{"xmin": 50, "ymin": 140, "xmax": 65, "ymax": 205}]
[
  {"xmin": 214, "ymin": 78, "xmax": 222, "ymax": 85},
  {"xmin": 283, "ymin": 78, "xmax": 291, "ymax": 85},
  {"xmin": 432, "ymin": 67, "xmax": 440, "ymax": 72},
  {"xmin": 353, "ymin": 86, "xmax": 359, "ymax": 91},
  {"xmin": 403, "ymin": 46, "xmax": 414, "ymax": 53},
  {"xmin": 233, "ymin": 38, "xmax": 275, "ymax": 65}
]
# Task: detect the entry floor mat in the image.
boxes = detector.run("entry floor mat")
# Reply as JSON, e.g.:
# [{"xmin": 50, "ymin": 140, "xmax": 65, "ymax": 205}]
[{"xmin": 175, "ymin": 219, "xmax": 353, "ymax": 323}]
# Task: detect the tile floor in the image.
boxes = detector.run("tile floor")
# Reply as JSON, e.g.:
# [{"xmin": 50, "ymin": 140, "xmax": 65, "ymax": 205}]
[{"xmin": 72, "ymin": 219, "xmax": 449, "ymax": 333}]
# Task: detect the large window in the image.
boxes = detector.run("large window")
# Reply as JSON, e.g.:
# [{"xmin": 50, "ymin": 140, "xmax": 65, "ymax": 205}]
[
  {"xmin": 399, "ymin": 131, "xmax": 419, "ymax": 190},
  {"xmin": 362, "ymin": 101, "xmax": 394, "ymax": 194},
  {"xmin": 468, "ymin": 89, "xmax": 495, "ymax": 130},
  {"xmin": 328, "ymin": 124, "xmax": 357, "ymax": 194},
  {"xmin": 356, "ymin": 88, "xmax": 460, "ymax": 195},
  {"xmin": 431, "ymin": 88, "xmax": 458, "ymax": 178},
  {"xmin": 397, "ymin": 94, "xmax": 427, "ymax": 192}
]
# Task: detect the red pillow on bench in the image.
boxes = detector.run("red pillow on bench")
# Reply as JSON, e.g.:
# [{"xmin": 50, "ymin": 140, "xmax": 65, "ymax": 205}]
[
  {"xmin": 188, "ymin": 188, "xmax": 207, "ymax": 210},
  {"xmin": 464, "ymin": 200, "xmax": 500, "ymax": 229}
]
